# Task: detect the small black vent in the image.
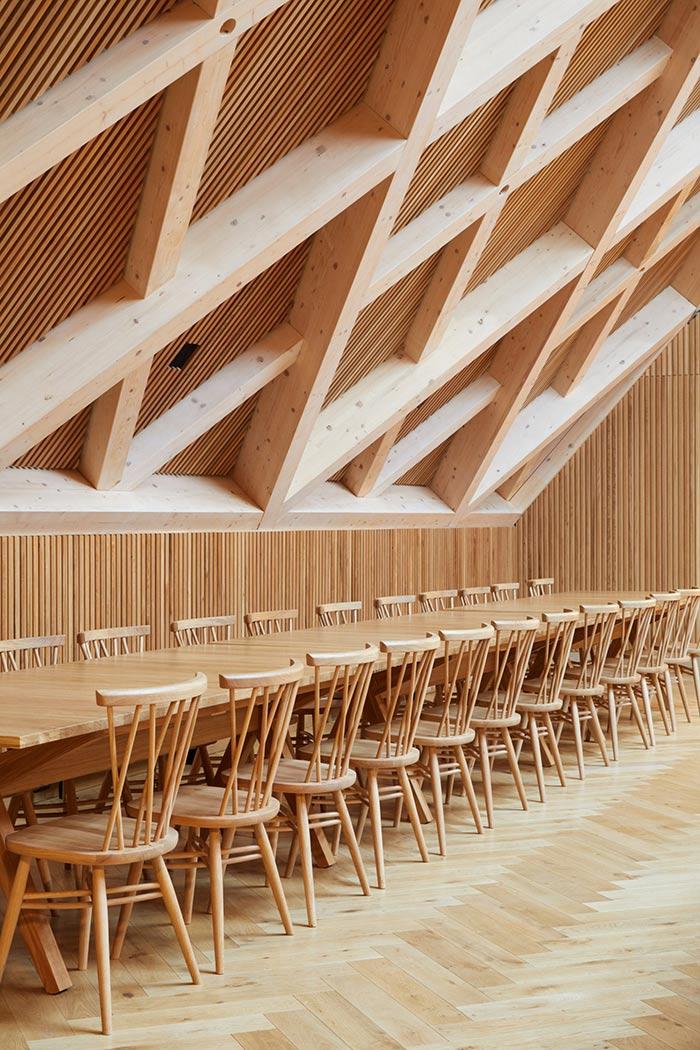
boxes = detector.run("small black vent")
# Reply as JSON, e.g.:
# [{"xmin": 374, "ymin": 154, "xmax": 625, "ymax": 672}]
[{"xmin": 170, "ymin": 342, "xmax": 200, "ymax": 371}]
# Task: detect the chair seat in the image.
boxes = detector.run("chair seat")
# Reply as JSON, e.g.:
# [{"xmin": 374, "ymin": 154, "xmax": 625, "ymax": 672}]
[
  {"xmin": 5, "ymin": 813, "xmax": 178, "ymax": 866},
  {"xmin": 558, "ymin": 678, "xmax": 604, "ymax": 698},
  {"xmin": 348, "ymin": 736, "xmax": 420, "ymax": 769},
  {"xmin": 638, "ymin": 663, "xmax": 666, "ymax": 675},
  {"xmin": 516, "ymin": 698, "xmax": 563, "ymax": 714},
  {"xmin": 129, "ymin": 786, "xmax": 280, "ymax": 829},
  {"xmin": 271, "ymin": 755, "xmax": 356, "ymax": 794},
  {"xmin": 364, "ymin": 717, "xmax": 475, "ymax": 748},
  {"xmin": 471, "ymin": 705, "xmax": 520, "ymax": 729}
]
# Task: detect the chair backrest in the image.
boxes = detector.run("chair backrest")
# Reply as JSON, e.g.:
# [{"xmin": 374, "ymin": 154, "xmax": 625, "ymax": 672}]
[
  {"xmin": 374, "ymin": 594, "xmax": 416, "ymax": 619},
  {"xmin": 490, "ymin": 582, "xmax": 520, "ymax": 602},
  {"xmin": 171, "ymin": 615, "xmax": 237, "ymax": 646},
  {"xmin": 316, "ymin": 601, "xmax": 362, "ymax": 627},
  {"xmin": 605, "ymin": 599, "xmax": 656, "ymax": 679},
  {"xmin": 217, "ymin": 662, "xmax": 304, "ymax": 816},
  {"xmin": 96, "ymin": 673, "xmax": 207, "ymax": 852},
  {"xmin": 479, "ymin": 619, "xmax": 538, "ymax": 719},
  {"xmin": 433, "ymin": 625, "xmax": 494, "ymax": 735},
  {"xmin": 565, "ymin": 604, "xmax": 618, "ymax": 690},
  {"xmin": 372, "ymin": 635, "xmax": 440, "ymax": 757},
  {"xmin": 523, "ymin": 611, "xmax": 578, "ymax": 705},
  {"xmin": 300, "ymin": 645, "xmax": 378, "ymax": 781},
  {"xmin": 528, "ymin": 577, "xmax": 554, "ymax": 597},
  {"xmin": 0, "ymin": 634, "xmax": 65, "ymax": 672},
  {"xmin": 419, "ymin": 589, "xmax": 458, "ymax": 612},
  {"xmin": 458, "ymin": 586, "xmax": 491, "ymax": 606},
  {"xmin": 244, "ymin": 609, "xmax": 298, "ymax": 636},
  {"xmin": 666, "ymin": 587, "xmax": 700, "ymax": 661},
  {"xmin": 643, "ymin": 592, "xmax": 681, "ymax": 669},
  {"xmin": 78, "ymin": 625, "xmax": 150, "ymax": 660}
]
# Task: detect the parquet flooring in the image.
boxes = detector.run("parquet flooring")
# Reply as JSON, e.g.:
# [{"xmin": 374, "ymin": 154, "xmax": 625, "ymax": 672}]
[{"xmin": 0, "ymin": 707, "xmax": 698, "ymax": 1048}]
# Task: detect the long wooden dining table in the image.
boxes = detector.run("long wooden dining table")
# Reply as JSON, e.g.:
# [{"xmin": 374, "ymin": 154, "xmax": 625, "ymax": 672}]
[{"xmin": 0, "ymin": 590, "xmax": 645, "ymax": 993}]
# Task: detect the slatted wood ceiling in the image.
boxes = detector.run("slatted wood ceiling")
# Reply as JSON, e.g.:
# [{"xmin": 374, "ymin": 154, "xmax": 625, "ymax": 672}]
[
  {"xmin": 191, "ymin": 0, "xmax": 395, "ymax": 221},
  {"xmin": 0, "ymin": 0, "xmax": 174, "ymax": 119}
]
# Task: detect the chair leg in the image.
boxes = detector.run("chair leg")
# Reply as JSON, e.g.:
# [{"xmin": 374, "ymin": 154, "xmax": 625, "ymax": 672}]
[
  {"xmin": 501, "ymin": 729, "xmax": 528, "ymax": 812},
  {"xmin": 570, "ymin": 702, "xmax": 585, "ymax": 780},
  {"xmin": 427, "ymin": 749, "xmax": 447, "ymax": 856},
  {"xmin": 478, "ymin": 732, "xmax": 494, "ymax": 829},
  {"xmin": 639, "ymin": 678, "xmax": 656, "ymax": 747},
  {"xmin": 627, "ymin": 685, "xmax": 649, "ymax": 750},
  {"xmin": 367, "ymin": 770, "xmax": 385, "ymax": 890},
  {"xmin": 544, "ymin": 714, "xmax": 566, "ymax": 787},
  {"xmin": 0, "ymin": 856, "xmax": 30, "ymax": 982},
  {"xmin": 91, "ymin": 868, "xmax": 112, "ymax": 1037},
  {"xmin": 255, "ymin": 823, "xmax": 293, "ymax": 935},
  {"xmin": 691, "ymin": 654, "xmax": 700, "ymax": 717},
  {"xmin": 663, "ymin": 669, "xmax": 677, "ymax": 732},
  {"xmin": 675, "ymin": 666, "xmax": 692, "ymax": 723},
  {"xmin": 111, "ymin": 860, "xmax": 143, "ymax": 960},
  {"xmin": 454, "ymin": 745, "xmax": 483, "ymax": 834},
  {"xmin": 651, "ymin": 674, "xmax": 671, "ymax": 736},
  {"xmin": 285, "ymin": 831, "xmax": 299, "ymax": 878},
  {"xmin": 528, "ymin": 716, "xmax": 546, "ymax": 803},
  {"xmin": 19, "ymin": 794, "xmax": 52, "ymax": 894},
  {"xmin": 398, "ymin": 768, "xmax": 429, "ymax": 864},
  {"xmin": 151, "ymin": 855, "xmax": 200, "ymax": 985},
  {"xmin": 78, "ymin": 869, "xmax": 92, "ymax": 971},
  {"xmin": 334, "ymin": 791, "xmax": 370, "ymax": 896},
  {"xmin": 207, "ymin": 830, "xmax": 225, "ymax": 974},
  {"xmin": 587, "ymin": 701, "xmax": 610, "ymax": 767},
  {"xmin": 295, "ymin": 796, "xmax": 316, "ymax": 928},
  {"xmin": 607, "ymin": 688, "xmax": 619, "ymax": 761}
]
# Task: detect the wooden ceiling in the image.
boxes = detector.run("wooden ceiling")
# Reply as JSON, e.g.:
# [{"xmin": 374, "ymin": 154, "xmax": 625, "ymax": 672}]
[{"xmin": 0, "ymin": 0, "xmax": 698, "ymax": 534}]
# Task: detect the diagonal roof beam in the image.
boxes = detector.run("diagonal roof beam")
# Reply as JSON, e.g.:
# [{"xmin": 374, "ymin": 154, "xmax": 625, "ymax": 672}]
[
  {"xmin": 232, "ymin": 0, "xmax": 483, "ymax": 525},
  {"xmin": 433, "ymin": 0, "xmax": 700, "ymax": 517},
  {"xmin": 0, "ymin": 0, "xmax": 282, "ymax": 205},
  {"xmin": 80, "ymin": 27, "xmax": 236, "ymax": 491}
]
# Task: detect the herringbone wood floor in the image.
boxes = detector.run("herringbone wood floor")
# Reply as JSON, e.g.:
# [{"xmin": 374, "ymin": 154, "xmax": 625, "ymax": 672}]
[{"xmin": 1, "ymin": 708, "xmax": 698, "ymax": 1049}]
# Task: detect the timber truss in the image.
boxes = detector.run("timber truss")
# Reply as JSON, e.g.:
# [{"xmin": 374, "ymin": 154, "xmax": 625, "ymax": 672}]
[{"xmin": 0, "ymin": 0, "xmax": 698, "ymax": 533}]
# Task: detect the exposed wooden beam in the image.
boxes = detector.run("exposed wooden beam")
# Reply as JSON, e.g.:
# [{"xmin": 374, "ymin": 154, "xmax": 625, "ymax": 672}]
[
  {"xmin": 368, "ymin": 376, "xmax": 500, "ymax": 497},
  {"xmin": 233, "ymin": 0, "xmax": 482, "ymax": 525},
  {"xmin": 474, "ymin": 287, "xmax": 695, "ymax": 501},
  {"xmin": 500, "ymin": 358, "xmax": 653, "ymax": 508},
  {"xmin": 120, "ymin": 325, "xmax": 303, "ymax": 490},
  {"xmin": 343, "ymin": 423, "xmax": 403, "ymax": 498},
  {"xmin": 435, "ymin": 0, "xmax": 700, "ymax": 516},
  {"xmin": 0, "ymin": 102, "xmax": 404, "ymax": 471},
  {"xmin": 80, "ymin": 365, "xmax": 151, "ymax": 490},
  {"xmin": 672, "ymin": 236, "xmax": 700, "ymax": 306},
  {"xmin": 0, "ymin": 0, "xmax": 280, "ymax": 205}
]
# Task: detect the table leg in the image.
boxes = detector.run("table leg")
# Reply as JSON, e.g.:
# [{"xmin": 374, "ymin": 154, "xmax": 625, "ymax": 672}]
[{"xmin": 0, "ymin": 798, "xmax": 71, "ymax": 993}]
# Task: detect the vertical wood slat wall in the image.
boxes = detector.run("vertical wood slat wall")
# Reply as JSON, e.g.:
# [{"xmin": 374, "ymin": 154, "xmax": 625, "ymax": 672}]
[
  {"xmin": 0, "ymin": 318, "xmax": 696, "ymax": 662},
  {"xmin": 520, "ymin": 315, "xmax": 700, "ymax": 591}
]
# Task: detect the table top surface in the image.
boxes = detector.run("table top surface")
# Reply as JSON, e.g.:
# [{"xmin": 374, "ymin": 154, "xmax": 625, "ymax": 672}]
[{"xmin": 0, "ymin": 590, "xmax": 647, "ymax": 749}]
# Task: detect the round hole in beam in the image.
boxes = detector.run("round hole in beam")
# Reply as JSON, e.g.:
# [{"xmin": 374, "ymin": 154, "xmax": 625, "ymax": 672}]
[{"xmin": 220, "ymin": 18, "xmax": 236, "ymax": 33}]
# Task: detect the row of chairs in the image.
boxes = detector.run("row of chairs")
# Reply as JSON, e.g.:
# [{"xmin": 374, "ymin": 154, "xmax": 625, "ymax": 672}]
[{"xmin": 0, "ymin": 583, "xmax": 698, "ymax": 1035}]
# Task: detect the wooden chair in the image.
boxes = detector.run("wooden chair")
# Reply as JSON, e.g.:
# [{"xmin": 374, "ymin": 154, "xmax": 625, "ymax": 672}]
[
  {"xmin": 77, "ymin": 624, "xmax": 150, "ymax": 659},
  {"xmin": 273, "ymin": 646, "xmax": 378, "ymax": 926},
  {"xmin": 0, "ymin": 674, "xmax": 205, "ymax": 1035},
  {"xmin": 555, "ymin": 604, "xmax": 618, "ymax": 780},
  {"xmin": 244, "ymin": 609, "xmax": 298, "ymax": 636},
  {"xmin": 374, "ymin": 594, "xmax": 416, "ymax": 619},
  {"xmin": 132, "ymin": 662, "xmax": 304, "ymax": 974},
  {"xmin": 350, "ymin": 635, "xmax": 440, "ymax": 888},
  {"xmin": 636, "ymin": 592, "xmax": 681, "ymax": 740},
  {"xmin": 0, "ymin": 635, "xmax": 66, "ymax": 888},
  {"xmin": 458, "ymin": 586, "xmax": 491, "ymax": 606},
  {"xmin": 518, "ymin": 611, "xmax": 578, "ymax": 801},
  {"xmin": 171, "ymin": 615, "xmax": 237, "ymax": 784},
  {"xmin": 598, "ymin": 599, "xmax": 656, "ymax": 759},
  {"xmin": 316, "ymin": 601, "xmax": 362, "ymax": 627},
  {"xmin": 490, "ymin": 582, "xmax": 520, "ymax": 602},
  {"xmin": 418, "ymin": 589, "xmax": 458, "ymax": 612},
  {"xmin": 414, "ymin": 626, "xmax": 493, "ymax": 853},
  {"xmin": 663, "ymin": 587, "xmax": 700, "ymax": 726},
  {"xmin": 463, "ymin": 619, "xmax": 538, "ymax": 828},
  {"xmin": 171, "ymin": 615, "xmax": 237, "ymax": 645},
  {"xmin": 527, "ymin": 577, "xmax": 554, "ymax": 597}
]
